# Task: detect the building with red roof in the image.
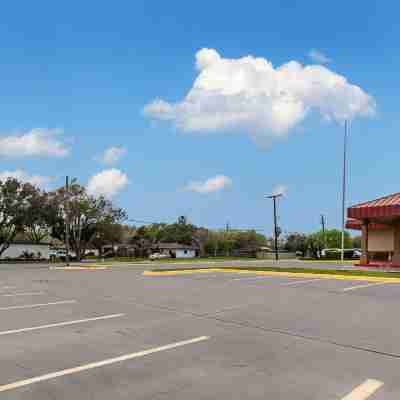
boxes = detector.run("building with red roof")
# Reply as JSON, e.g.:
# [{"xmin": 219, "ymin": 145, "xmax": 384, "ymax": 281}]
[{"xmin": 347, "ymin": 192, "xmax": 400, "ymax": 267}]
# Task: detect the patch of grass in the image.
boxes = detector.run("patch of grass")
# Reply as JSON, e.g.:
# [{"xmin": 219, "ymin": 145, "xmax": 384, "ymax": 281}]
[
  {"xmin": 83, "ymin": 257, "xmax": 147, "ymax": 263},
  {"xmin": 153, "ymin": 257, "xmax": 256, "ymax": 263},
  {"xmin": 298, "ymin": 258, "xmax": 356, "ymax": 263},
  {"xmin": 149, "ymin": 265, "xmax": 400, "ymax": 279},
  {"xmin": 83, "ymin": 256, "xmax": 257, "ymax": 263}
]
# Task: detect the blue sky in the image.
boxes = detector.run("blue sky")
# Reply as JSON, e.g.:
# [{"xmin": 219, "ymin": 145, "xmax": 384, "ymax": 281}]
[{"xmin": 0, "ymin": 1, "xmax": 398, "ymax": 235}]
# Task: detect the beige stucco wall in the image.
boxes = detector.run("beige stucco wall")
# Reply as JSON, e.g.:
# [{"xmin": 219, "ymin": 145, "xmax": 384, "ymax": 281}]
[{"xmin": 368, "ymin": 229, "xmax": 394, "ymax": 252}]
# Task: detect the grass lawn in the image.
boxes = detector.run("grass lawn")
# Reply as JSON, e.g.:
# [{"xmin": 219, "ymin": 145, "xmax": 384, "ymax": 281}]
[
  {"xmin": 151, "ymin": 256, "xmax": 256, "ymax": 263},
  {"xmin": 83, "ymin": 256, "xmax": 257, "ymax": 263}
]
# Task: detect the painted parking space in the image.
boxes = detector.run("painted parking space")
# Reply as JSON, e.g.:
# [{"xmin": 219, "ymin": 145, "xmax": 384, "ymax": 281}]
[
  {"xmin": 233, "ymin": 274, "xmax": 396, "ymax": 294},
  {"xmin": 1, "ymin": 266, "xmax": 400, "ymax": 399},
  {"xmin": 341, "ymin": 379, "xmax": 384, "ymax": 399},
  {"xmin": 0, "ymin": 300, "xmax": 77, "ymax": 311},
  {"xmin": 0, "ymin": 336, "xmax": 210, "ymax": 394}
]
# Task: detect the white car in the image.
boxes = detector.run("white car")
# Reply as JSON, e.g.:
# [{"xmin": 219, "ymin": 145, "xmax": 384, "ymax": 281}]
[{"xmin": 149, "ymin": 252, "xmax": 170, "ymax": 260}]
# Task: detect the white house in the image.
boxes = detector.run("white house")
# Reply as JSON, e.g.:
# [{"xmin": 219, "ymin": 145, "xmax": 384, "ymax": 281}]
[
  {"xmin": 155, "ymin": 243, "xmax": 198, "ymax": 259},
  {"xmin": 0, "ymin": 241, "xmax": 51, "ymax": 260}
]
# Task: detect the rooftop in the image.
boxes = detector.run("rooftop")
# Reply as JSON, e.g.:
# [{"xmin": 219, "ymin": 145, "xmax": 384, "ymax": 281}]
[
  {"xmin": 348, "ymin": 192, "xmax": 400, "ymax": 219},
  {"xmin": 154, "ymin": 242, "xmax": 198, "ymax": 250}
]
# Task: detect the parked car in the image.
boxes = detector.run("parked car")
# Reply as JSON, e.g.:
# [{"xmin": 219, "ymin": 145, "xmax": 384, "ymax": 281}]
[
  {"xmin": 320, "ymin": 248, "xmax": 361, "ymax": 259},
  {"xmin": 49, "ymin": 248, "xmax": 77, "ymax": 261},
  {"xmin": 49, "ymin": 248, "xmax": 66, "ymax": 258},
  {"xmin": 149, "ymin": 253, "xmax": 170, "ymax": 261}
]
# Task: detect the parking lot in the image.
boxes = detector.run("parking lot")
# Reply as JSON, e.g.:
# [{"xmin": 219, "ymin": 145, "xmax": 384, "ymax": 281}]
[{"xmin": 1, "ymin": 263, "xmax": 400, "ymax": 399}]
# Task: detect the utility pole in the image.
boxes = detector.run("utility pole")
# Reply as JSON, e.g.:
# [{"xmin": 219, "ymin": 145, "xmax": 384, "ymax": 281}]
[
  {"xmin": 341, "ymin": 120, "xmax": 348, "ymax": 262},
  {"xmin": 65, "ymin": 176, "xmax": 70, "ymax": 267},
  {"xmin": 321, "ymin": 214, "xmax": 326, "ymax": 248},
  {"xmin": 265, "ymin": 193, "xmax": 283, "ymax": 261}
]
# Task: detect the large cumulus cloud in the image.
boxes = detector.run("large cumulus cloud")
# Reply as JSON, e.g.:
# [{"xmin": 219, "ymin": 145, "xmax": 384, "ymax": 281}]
[{"xmin": 144, "ymin": 48, "xmax": 375, "ymax": 143}]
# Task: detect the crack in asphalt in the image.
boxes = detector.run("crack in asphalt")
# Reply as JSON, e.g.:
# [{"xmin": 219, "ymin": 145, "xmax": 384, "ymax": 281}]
[{"xmin": 127, "ymin": 298, "xmax": 400, "ymax": 361}]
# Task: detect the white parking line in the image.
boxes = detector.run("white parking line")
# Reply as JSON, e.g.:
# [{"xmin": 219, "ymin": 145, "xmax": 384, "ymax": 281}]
[
  {"xmin": 232, "ymin": 276, "xmax": 270, "ymax": 281},
  {"xmin": 1, "ymin": 292, "xmax": 45, "ymax": 297},
  {"xmin": 0, "ymin": 313, "xmax": 124, "ymax": 336},
  {"xmin": 342, "ymin": 283, "xmax": 387, "ymax": 292},
  {"xmin": 341, "ymin": 379, "xmax": 383, "ymax": 399},
  {"xmin": 283, "ymin": 278, "xmax": 329, "ymax": 286},
  {"xmin": 0, "ymin": 300, "xmax": 77, "ymax": 311},
  {"xmin": 0, "ymin": 286, "xmax": 17, "ymax": 290},
  {"xmin": 0, "ymin": 336, "xmax": 210, "ymax": 393}
]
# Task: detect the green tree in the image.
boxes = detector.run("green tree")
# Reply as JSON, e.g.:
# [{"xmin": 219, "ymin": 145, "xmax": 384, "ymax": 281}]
[
  {"xmin": 159, "ymin": 222, "xmax": 196, "ymax": 245},
  {"xmin": 284, "ymin": 233, "xmax": 308, "ymax": 254},
  {"xmin": 131, "ymin": 224, "xmax": 166, "ymax": 244},
  {"xmin": 49, "ymin": 181, "xmax": 127, "ymax": 260},
  {"xmin": 306, "ymin": 232, "xmax": 324, "ymax": 258},
  {"xmin": 204, "ymin": 230, "xmax": 266, "ymax": 256},
  {"xmin": 322, "ymin": 229, "xmax": 352, "ymax": 249},
  {"xmin": 91, "ymin": 223, "xmax": 125, "ymax": 256},
  {"xmin": 24, "ymin": 189, "xmax": 55, "ymax": 243},
  {"xmin": 352, "ymin": 235, "xmax": 361, "ymax": 249},
  {"xmin": 306, "ymin": 229, "xmax": 352, "ymax": 258},
  {"xmin": 0, "ymin": 178, "xmax": 42, "ymax": 256}
]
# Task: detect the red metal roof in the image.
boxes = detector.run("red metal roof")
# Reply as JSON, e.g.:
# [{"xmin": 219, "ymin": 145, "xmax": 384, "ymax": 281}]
[
  {"xmin": 347, "ymin": 192, "xmax": 400, "ymax": 219},
  {"xmin": 345, "ymin": 218, "xmax": 388, "ymax": 230}
]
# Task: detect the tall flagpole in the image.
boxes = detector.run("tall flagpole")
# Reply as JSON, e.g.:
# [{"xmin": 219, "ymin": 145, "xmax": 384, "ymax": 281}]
[{"xmin": 341, "ymin": 120, "xmax": 348, "ymax": 262}]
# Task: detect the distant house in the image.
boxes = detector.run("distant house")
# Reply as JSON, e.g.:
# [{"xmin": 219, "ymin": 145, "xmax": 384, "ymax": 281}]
[
  {"xmin": 0, "ymin": 241, "xmax": 51, "ymax": 260},
  {"xmin": 153, "ymin": 243, "xmax": 199, "ymax": 259}
]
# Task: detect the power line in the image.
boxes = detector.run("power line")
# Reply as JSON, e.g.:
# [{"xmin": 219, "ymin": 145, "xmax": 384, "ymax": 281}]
[
  {"xmin": 128, "ymin": 218, "xmax": 267, "ymax": 232},
  {"xmin": 128, "ymin": 218, "xmax": 165, "ymax": 225}
]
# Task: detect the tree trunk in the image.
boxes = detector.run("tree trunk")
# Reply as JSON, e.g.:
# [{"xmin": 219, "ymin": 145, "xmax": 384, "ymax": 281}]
[{"xmin": 0, "ymin": 242, "xmax": 11, "ymax": 257}]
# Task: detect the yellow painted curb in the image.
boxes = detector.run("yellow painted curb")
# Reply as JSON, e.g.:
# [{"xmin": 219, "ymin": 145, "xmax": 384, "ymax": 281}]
[{"xmin": 142, "ymin": 268, "xmax": 400, "ymax": 283}]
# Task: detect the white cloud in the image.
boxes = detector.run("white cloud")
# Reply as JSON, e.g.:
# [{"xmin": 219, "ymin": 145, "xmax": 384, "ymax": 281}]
[
  {"xmin": 0, "ymin": 169, "xmax": 53, "ymax": 188},
  {"xmin": 184, "ymin": 174, "xmax": 232, "ymax": 194},
  {"xmin": 0, "ymin": 128, "xmax": 69, "ymax": 158},
  {"xmin": 144, "ymin": 48, "xmax": 375, "ymax": 144},
  {"xmin": 98, "ymin": 146, "xmax": 127, "ymax": 165},
  {"xmin": 87, "ymin": 169, "xmax": 129, "ymax": 198},
  {"xmin": 308, "ymin": 49, "xmax": 332, "ymax": 64},
  {"xmin": 271, "ymin": 184, "xmax": 287, "ymax": 197}
]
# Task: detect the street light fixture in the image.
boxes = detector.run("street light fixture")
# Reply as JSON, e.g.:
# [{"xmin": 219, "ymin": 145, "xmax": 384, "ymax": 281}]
[{"xmin": 265, "ymin": 193, "xmax": 283, "ymax": 261}]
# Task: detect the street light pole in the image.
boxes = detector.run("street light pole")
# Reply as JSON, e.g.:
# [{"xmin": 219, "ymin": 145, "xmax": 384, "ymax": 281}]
[
  {"xmin": 341, "ymin": 120, "xmax": 348, "ymax": 263},
  {"xmin": 266, "ymin": 193, "xmax": 283, "ymax": 261},
  {"xmin": 65, "ymin": 176, "xmax": 70, "ymax": 267}
]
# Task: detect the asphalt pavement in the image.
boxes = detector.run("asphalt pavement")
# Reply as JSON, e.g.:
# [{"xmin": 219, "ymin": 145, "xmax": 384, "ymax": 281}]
[{"xmin": 0, "ymin": 262, "xmax": 398, "ymax": 399}]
